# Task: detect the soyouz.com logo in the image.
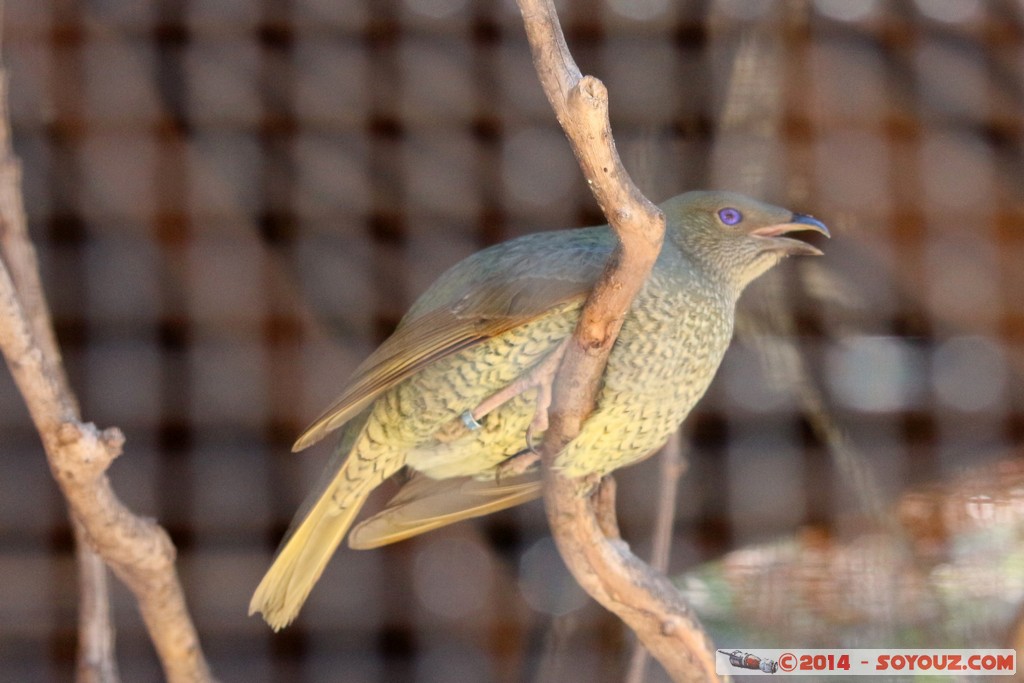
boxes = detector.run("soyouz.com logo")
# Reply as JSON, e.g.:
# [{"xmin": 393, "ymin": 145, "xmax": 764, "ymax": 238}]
[{"xmin": 715, "ymin": 649, "xmax": 1016, "ymax": 676}]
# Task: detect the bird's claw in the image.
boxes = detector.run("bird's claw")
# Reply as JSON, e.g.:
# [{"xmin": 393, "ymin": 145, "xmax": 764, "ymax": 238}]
[
  {"xmin": 525, "ymin": 415, "xmax": 546, "ymax": 454},
  {"xmin": 495, "ymin": 449, "xmax": 540, "ymax": 483}
]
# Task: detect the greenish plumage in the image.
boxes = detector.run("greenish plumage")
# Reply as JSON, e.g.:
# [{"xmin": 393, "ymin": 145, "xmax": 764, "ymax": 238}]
[{"xmin": 251, "ymin": 190, "xmax": 828, "ymax": 629}]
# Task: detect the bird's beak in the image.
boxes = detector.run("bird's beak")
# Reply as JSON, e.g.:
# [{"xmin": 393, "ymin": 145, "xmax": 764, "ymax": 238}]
[{"xmin": 749, "ymin": 213, "xmax": 831, "ymax": 257}]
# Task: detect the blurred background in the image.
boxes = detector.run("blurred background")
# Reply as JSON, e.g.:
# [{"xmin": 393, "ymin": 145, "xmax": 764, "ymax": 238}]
[{"xmin": 1, "ymin": 0, "xmax": 1023, "ymax": 681}]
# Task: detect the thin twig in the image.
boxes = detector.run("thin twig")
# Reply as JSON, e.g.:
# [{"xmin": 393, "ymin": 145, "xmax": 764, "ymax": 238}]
[
  {"xmin": 649, "ymin": 434, "xmax": 686, "ymax": 575},
  {"xmin": 534, "ymin": 614, "xmax": 583, "ymax": 683},
  {"xmin": 74, "ymin": 519, "xmax": 121, "ymax": 683},
  {"xmin": 625, "ymin": 432, "xmax": 687, "ymax": 683},
  {"xmin": 515, "ymin": 0, "xmax": 719, "ymax": 680}
]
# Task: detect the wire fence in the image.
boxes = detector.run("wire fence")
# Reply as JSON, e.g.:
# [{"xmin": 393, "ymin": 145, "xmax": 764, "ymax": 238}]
[{"xmin": 1, "ymin": 0, "xmax": 1023, "ymax": 680}]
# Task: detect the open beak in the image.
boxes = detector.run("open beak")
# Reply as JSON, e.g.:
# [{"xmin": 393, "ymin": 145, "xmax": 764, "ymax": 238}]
[{"xmin": 749, "ymin": 213, "xmax": 831, "ymax": 257}]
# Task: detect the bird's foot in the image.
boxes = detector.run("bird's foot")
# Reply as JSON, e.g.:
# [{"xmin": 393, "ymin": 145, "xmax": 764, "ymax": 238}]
[
  {"xmin": 464, "ymin": 338, "xmax": 569, "ymax": 434},
  {"xmin": 495, "ymin": 449, "xmax": 540, "ymax": 482}
]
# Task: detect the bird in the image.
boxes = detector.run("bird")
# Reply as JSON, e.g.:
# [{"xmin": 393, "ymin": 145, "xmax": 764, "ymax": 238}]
[{"xmin": 250, "ymin": 190, "xmax": 829, "ymax": 629}]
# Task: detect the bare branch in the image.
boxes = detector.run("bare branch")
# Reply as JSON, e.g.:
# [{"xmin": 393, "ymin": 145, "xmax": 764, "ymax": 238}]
[
  {"xmin": 0, "ymin": 48, "xmax": 214, "ymax": 683},
  {"xmin": 545, "ymin": 476, "xmax": 718, "ymax": 681},
  {"xmin": 516, "ymin": 1, "xmax": 719, "ymax": 680},
  {"xmin": 0, "ymin": 43, "xmax": 120, "ymax": 681},
  {"xmin": 649, "ymin": 434, "xmax": 687, "ymax": 576},
  {"xmin": 0, "ymin": 247, "xmax": 212, "ymax": 681}
]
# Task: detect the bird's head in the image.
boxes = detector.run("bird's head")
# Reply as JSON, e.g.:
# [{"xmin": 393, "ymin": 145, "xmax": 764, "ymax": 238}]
[{"xmin": 661, "ymin": 190, "xmax": 829, "ymax": 295}]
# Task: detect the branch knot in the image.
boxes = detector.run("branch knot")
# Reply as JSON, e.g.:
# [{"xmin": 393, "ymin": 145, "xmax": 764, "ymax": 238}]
[
  {"xmin": 570, "ymin": 75, "xmax": 608, "ymax": 109},
  {"xmin": 53, "ymin": 422, "xmax": 124, "ymax": 478}
]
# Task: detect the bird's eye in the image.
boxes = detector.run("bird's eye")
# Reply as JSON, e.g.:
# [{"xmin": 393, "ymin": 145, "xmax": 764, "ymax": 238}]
[{"xmin": 718, "ymin": 207, "xmax": 743, "ymax": 226}]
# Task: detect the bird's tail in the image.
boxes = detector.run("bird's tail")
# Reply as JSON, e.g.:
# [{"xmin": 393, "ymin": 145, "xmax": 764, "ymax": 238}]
[
  {"xmin": 249, "ymin": 430, "xmax": 388, "ymax": 630},
  {"xmin": 348, "ymin": 471, "xmax": 542, "ymax": 549}
]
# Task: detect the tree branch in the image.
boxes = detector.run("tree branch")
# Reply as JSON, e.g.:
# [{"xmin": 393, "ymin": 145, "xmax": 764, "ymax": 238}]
[
  {"xmin": 515, "ymin": 1, "xmax": 719, "ymax": 680},
  {"xmin": 0, "ymin": 45, "xmax": 213, "ymax": 683},
  {"xmin": 0, "ymin": 47, "xmax": 121, "ymax": 683}
]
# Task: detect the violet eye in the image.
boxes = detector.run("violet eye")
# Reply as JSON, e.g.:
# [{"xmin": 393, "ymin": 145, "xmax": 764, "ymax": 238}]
[{"xmin": 718, "ymin": 207, "xmax": 743, "ymax": 225}]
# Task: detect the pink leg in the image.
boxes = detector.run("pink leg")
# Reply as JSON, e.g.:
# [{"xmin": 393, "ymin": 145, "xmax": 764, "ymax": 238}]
[
  {"xmin": 457, "ymin": 339, "xmax": 570, "ymax": 478},
  {"xmin": 469, "ymin": 337, "xmax": 569, "ymax": 425}
]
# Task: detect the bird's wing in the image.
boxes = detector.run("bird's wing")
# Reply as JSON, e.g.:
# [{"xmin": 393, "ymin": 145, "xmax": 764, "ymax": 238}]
[
  {"xmin": 347, "ymin": 472, "xmax": 542, "ymax": 549},
  {"xmin": 292, "ymin": 269, "xmax": 604, "ymax": 452}
]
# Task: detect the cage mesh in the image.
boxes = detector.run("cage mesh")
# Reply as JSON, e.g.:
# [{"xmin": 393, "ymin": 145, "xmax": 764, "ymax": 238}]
[{"xmin": 1, "ymin": 0, "xmax": 1023, "ymax": 680}]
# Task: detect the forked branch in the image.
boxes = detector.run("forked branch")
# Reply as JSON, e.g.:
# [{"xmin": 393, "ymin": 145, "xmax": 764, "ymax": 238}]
[{"xmin": 0, "ymin": 48, "xmax": 213, "ymax": 683}]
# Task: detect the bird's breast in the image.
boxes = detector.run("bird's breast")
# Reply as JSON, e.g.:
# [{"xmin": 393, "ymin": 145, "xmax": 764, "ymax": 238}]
[{"xmin": 554, "ymin": 280, "xmax": 734, "ymax": 477}]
